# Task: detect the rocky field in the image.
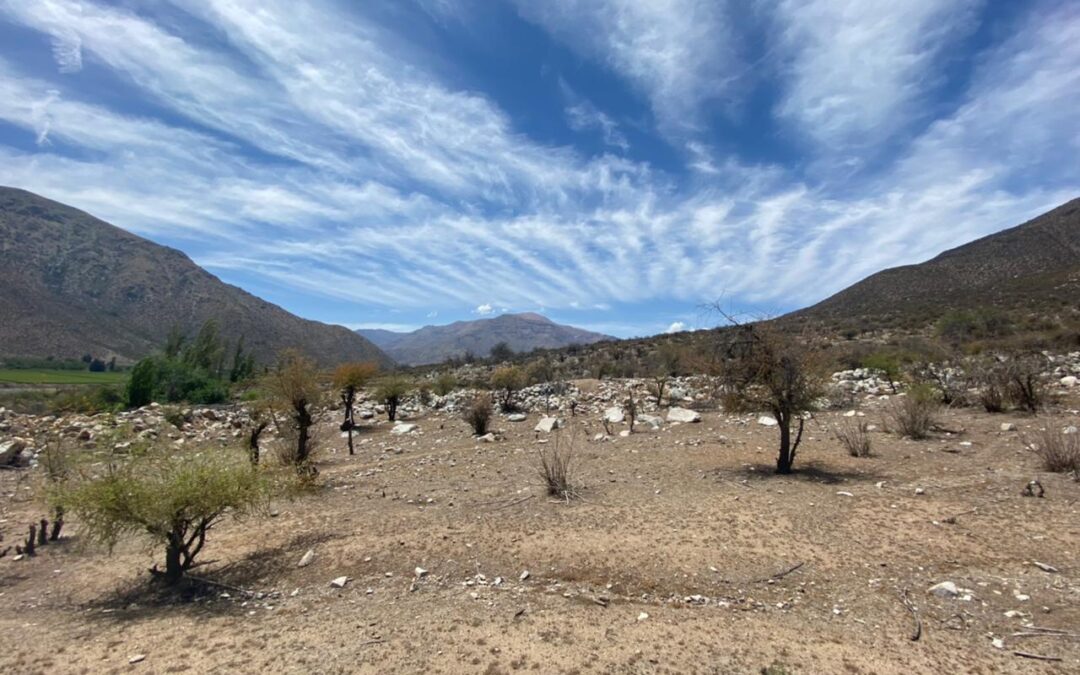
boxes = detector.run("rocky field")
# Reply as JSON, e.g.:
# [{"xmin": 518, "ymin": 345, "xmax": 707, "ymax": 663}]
[{"xmin": 1, "ymin": 370, "xmax": 1078, "ymax": 674}]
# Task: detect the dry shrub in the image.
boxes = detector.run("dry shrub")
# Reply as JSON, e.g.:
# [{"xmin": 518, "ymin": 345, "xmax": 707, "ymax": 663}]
[
  {"xmin": 888, "ymin": 385, "xmax": 939, "ymax": 440},
  {"xmin": 537, "ymin": 431, "xmax": 577, "ymax": 500},
  {"xmin": 1028, "ymin": 429, "xmax": 1080, "ymax": 473},
  {"xmin": 835, "ymin": 418, "xmax": 871, "ymax": 457},
  {"xmin": 463, "ymin": 395, "xmax": 493, "ymax": 436}
]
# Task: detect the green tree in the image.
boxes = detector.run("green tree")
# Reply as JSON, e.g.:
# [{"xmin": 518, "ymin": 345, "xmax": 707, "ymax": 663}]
[
  {"xmin": 490, "ymin": 365, "xmax": 526, "ymax": 412},
  {"xmin": 57, "ymin": 445, "xmax": 277, "ymax": 585},
  {"xmin": 332, "ymin": 362, "xmax": 379, "ymax": 454},
  {"xmin": 374, "ymin": 375, "xmax": 411, "ymax": 422}
]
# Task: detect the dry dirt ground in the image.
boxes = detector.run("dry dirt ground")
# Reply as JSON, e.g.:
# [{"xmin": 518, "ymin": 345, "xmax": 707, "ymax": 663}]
[{"xmin": 2, "ymin": 392, "xmax": 1078, "ymax": 674}]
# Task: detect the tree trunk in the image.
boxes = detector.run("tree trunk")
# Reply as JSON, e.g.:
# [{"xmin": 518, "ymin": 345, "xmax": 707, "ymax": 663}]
[
  {"xmin": 163, "ymin": 535, "xmax": 184, "ymax": 585},
  {"xmin": 296, "ymin": 399, "xmax": 312, "ymax": 465},
  {"xmin": 776, "ymin": 415, "xmax": 793, "ymax": 474}
]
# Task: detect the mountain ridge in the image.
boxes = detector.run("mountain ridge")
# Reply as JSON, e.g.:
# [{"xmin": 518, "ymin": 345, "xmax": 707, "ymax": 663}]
[
  {"xmin": 0, "ymin": 187, "xmax": 392, "ymax": 367},
  {"xmin": 359, "ymin": 312, "xmax": 613, "ymax": 365}
]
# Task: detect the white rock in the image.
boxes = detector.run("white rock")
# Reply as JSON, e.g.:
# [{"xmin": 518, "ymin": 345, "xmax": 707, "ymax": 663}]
[
  {"xmin": 1064, "ymin": 426, "xmax": 1078, "ymax": 435},
  {"xmin": 1061, "ymin": 376, "xmax": 1078, "ymax": 387},
  {"xmin": 391, "ymin": 423, "xmax": 418, "ymax": 435},
  {"xmin": 0, "ymin": 439, "xmax": 26, "ymax": 465},
  {"xmin": 506, "ymin": 413, "xmax": 527, "ymax": 422},
  {"xmin": 603, "ymin": 407, "xmax": 625, "ymax": 424},
  {"xmin": 297, "ymin": 549, "xmax": 315, "ymax": 568},
  {"xmin": 415, "ymin": 567, "xmax": 428, "ymax": 578},
  {"xmin": 667, "ymin": 407, "xmax": 701, "ymax": 423},
  {"xmin": 756, "ymin": 415, "xmax": 778, "ymax": 427},
  {"xmin": 928, "ymin": 581, "xmax": 959, "ymax": 598},
  {"xmin": 914, "ymin": 487, "xmax": 925, "ymax": 495},
  {"xmin": 330, "ymin": 576, "xmax": 349, "ymax": 588},
  {"xmin": 1000, "ymin": 423, "xmax": 1015, "ymax": 432},
  {"xmin": 637, "ymin": 612, "xmax": 649, "ymax": 621},
  {"xmin": 618, "ymin": 429, "xmax": 631, "ymax": 438},
  {"xmin": 129, "ymin": 654, "xmax": 147, "ymax": 664},
  {"xmin": 478, "ymin": 433, "xmax": 496, "ymax": 443},
  {"xmin": 991, "ymin": 638, "xmax": 1005, "ymax": 650},
  {"xmin": 637, "ymin": 414, "xmax": 663, "ymax": 429},
  {"xmin": 519, "ymin": 570, "xmax": 530, "ymax": 581},
  {"xmin": 1033, "ymin": 561, "xmax": 1058, "ymax": 573},
  {"xmin": 534, "ymin": 417, "xmax": 561, "ymax": 433}
]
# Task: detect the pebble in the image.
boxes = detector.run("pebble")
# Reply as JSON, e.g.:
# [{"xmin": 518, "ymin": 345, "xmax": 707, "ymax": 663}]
[
  {"xmin": 297, "ymin": 549, "xmax": 315, "ymax": 568},
  {"xmin": 330, "ymin": 576, "xmax": 349, "ymax": 588}
]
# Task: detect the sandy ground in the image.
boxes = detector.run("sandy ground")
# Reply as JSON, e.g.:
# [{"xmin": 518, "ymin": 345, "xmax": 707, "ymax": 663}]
[{"xmin": 1, "ymin": 395, "xmax": 1078, "ymax": 674}]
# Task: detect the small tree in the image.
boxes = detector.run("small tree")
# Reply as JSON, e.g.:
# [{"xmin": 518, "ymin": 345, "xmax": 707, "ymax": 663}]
[
  {"xmin": 264, "ymin": 350, "xmax": 322, "ymax": 473},
  {"xmin": 718, "ymin": 323, "xmax": 823, "ymax": 474},
  {"xmin": 1004, "ymin": 354, "xmax": 1046, "ymax": 413},
  {"xmin": 374, "ymin": 375, "xmax": 411, "ymax": 422},
  {"xmin": 58, "ymin": 445, "xmax": 275, "ymax": 585},
  {"xmin": 332, "ymin": 362, "xmax": 379, "ymax": 455},
  {"xmin": 490, "ymin": 365, "xmax": 526, "ymax": 412},
  {"xmin": 862, "ymin": 352, "xmax": 901, "ymax": 394}
]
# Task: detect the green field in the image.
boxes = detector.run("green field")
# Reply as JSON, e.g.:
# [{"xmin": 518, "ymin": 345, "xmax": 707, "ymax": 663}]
[{"xmin": 0, "ymin": 369, "xmax": 127, "ymax": 385}]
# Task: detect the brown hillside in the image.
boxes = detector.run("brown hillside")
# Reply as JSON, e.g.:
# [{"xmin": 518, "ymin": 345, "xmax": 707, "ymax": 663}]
[{"xmin": 0, "ymin": 187, "xmax": 391, "ymax": 367}]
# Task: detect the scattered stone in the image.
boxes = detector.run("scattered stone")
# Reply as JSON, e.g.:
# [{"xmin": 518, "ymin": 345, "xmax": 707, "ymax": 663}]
[
  {"xmin": 756, "ymin": 415, "xmax": 778, "ymax": 427},
  {"xmin": 667, "ymin": 408, "xmax": 701, "ymax": 423},
  {"xmin": 129, "ymin": 654, "xmax": 146, "ymax": 664},
  {"xmin": 297, "ymin": 549, "xmax": 315, "ymax": 568},
  {"xmin": 506, "ymin": 413, "xmax": 527, "ymax": 422},
  {"xmin": 928, "ymin": 581, "xmax": 959, "ymax": 598},
  {"xmin": 391, "ymin": 423, "xmax": 418, "ymax": 435},
  {"xmin": 519, "ymin": 570, "xmax": 530, "ymax": 581},
  {"xmin": 637, "ymin": 414, "xmax": 663, "ymax": 430},
  {"xmin": 1033, "ymin": 562, "xmax": 1058, "ymax": 573},
  {"xmin": 1000, "ymin": 423, "xmax": 1016, "ymax": 432},
  {"xmin": 330, "ymin": 576, "xmax": 349, "ymax": 588},
  {"xmin": 415, "ymin": 567, "xmax": 428, "ymax": 578},
  {"xmin": 534, "ymin": 417, "xmax": 561, "ymax": 433},
  {"xmin": 914, "ymin": 487, "xmax": 925, "ymax": 495},
  {"xmin": 991, "ymin": 638, "xmax": 1005, "ymax": 650},
  {"xmin": 1061, "ymin": 375, "xmax": 1078, "ymax": 387},
  {"xmin": 637, "ymin": 612, "xmax": 649, "ymax": 622},
  {"xmin": 603, "ymin": 407, "xmax": 625, "ymax": 424},
  {"xmin": 619, "ymin": 429, "xmax": 631, "ymax": 438},
  {"xmin": 478, "ymin": 433, "xmax": 496, "ymax": 443}
]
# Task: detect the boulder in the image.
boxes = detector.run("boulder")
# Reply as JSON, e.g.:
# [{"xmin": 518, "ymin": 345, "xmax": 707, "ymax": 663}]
[
  {"xmin": 637, "ymin": 414, "xmax": 663, "ymax": 430},
  {"xmin": 757, "ymin": 415, "xmax": 778, "ymax": 427},
  {"xmin": 666, "ymin": 407, "xmax": 701, "ymax": 423},
  {"xmin": 0, "ymin": 439, "xmax": 26, "ymax": 465},
  {"xmin": 1061, "ymin": 376, "xmax": 1078, "ymax": 387},
  {"xmin": 534, "ymin": 417, "xmax": 561, "ymax": 433},
  {"xmin": 928, "ymin": 581, "xmax": 959, "ymax": 598},
  {"xmin": 603, "ymin": 407, "xmax": 625, "ymax": 424},
  {"xmin": 506, "ymin": 413, "xmax": 527, "ymax": 422}
]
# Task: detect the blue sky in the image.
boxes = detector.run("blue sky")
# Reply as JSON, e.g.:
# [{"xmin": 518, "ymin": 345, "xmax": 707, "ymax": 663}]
[{"xmin": 0, "ymin": 0, "xmax": 1077, "ymax": 338}]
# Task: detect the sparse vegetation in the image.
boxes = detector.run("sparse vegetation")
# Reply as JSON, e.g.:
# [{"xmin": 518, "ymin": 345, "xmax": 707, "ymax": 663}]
[
  {"xmin": 463, "ymin": 395, "xmax": 494, "ymax": 436},
  {"xmin": 432, "ymin": 371, "xmax": 457, "ymax": 396},
  {"xmin": 537, "ymin": 430, "xmax": 577, "ymax": 500},
  {"xmin": 332, "ymin": 362, "xmax": 379, "ymax": 455},
  {"xmin": 716, "ymin": 322, "xmax": 824, "ymax": 474},
  {"xmin": 490, "ymin": 365, "xmax": 526, "ymax": 412},
  {"xmin": 1028, "ymin": 429, "xmax": 1080, "ymax": 473},
  {"xmin": 835, "ymin": 418, "xmax": 872, "ymax": 457},
  {"xmin": 263, "ymin": 350, "xmax": 322, "ymax": 474},
  {"xmin": 374, "ymin": 375, "xmax": 411, "ymax": 422},
  {"xmin": 888, "ymin": 384, "xmax": 940, "ymax": 439},
  {"xmin": 56, "ymin": 444, "xmax": 278, "ymax": 585}
]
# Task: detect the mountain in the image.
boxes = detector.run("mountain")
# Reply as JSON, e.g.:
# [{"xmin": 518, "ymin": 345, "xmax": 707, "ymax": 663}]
[
  {"xmin": 0, "ymin": 187, "xmax": 392, "ymax": 367},
  {"xmin": 788, "ymin": 197, "xmax": 1080, "ymax": 330},
  {"xmin": 358, "ymin": 312, "xmax": 613, "ymax": 365}
]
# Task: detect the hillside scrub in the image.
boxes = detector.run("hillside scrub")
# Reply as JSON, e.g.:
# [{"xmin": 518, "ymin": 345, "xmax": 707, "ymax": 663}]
[{"xmin": 126, "ymin": 320, "xmax": 256, "ymax": 408}]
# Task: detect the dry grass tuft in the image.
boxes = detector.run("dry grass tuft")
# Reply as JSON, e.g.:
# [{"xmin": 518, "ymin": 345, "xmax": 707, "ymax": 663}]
[
  {"xmin": 537, "ymin": 430, "xmax": 578, "ymax": 501},
  {"xmin": 1028, "ymin": 429, "xmax": 1080, "ymax": 473},
  {"xmin": 835, "ymin": 418, "xmax": 871, "ymax": 457}
]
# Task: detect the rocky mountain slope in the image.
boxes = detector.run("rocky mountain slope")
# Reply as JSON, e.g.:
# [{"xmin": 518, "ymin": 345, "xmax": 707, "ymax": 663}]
[
  {"xmin": 0, "ymin": 187, "xmax": 391, "ymax": 367},
  {"xmin": 788, "ymin": 197, "xmax": 1080, "ymax": 330},
  {"xmin": 359, "ymin": 312, "xmax": 612, "ymax": 365}
]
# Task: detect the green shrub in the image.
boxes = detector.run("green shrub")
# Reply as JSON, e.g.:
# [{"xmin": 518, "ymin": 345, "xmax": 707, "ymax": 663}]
[
  {"xmin": 432, "ymin": 372, "xmax": 457, "ymax": 396},
  {"xmin": 57, "ymin": 444, "xmax": 281, "ymax": 585}
]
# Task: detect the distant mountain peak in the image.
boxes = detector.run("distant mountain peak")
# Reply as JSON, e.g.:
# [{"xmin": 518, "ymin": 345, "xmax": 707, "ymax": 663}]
[{"xmin": 358, "ymin": 312, "xmax": 611, "ymax": 365}]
